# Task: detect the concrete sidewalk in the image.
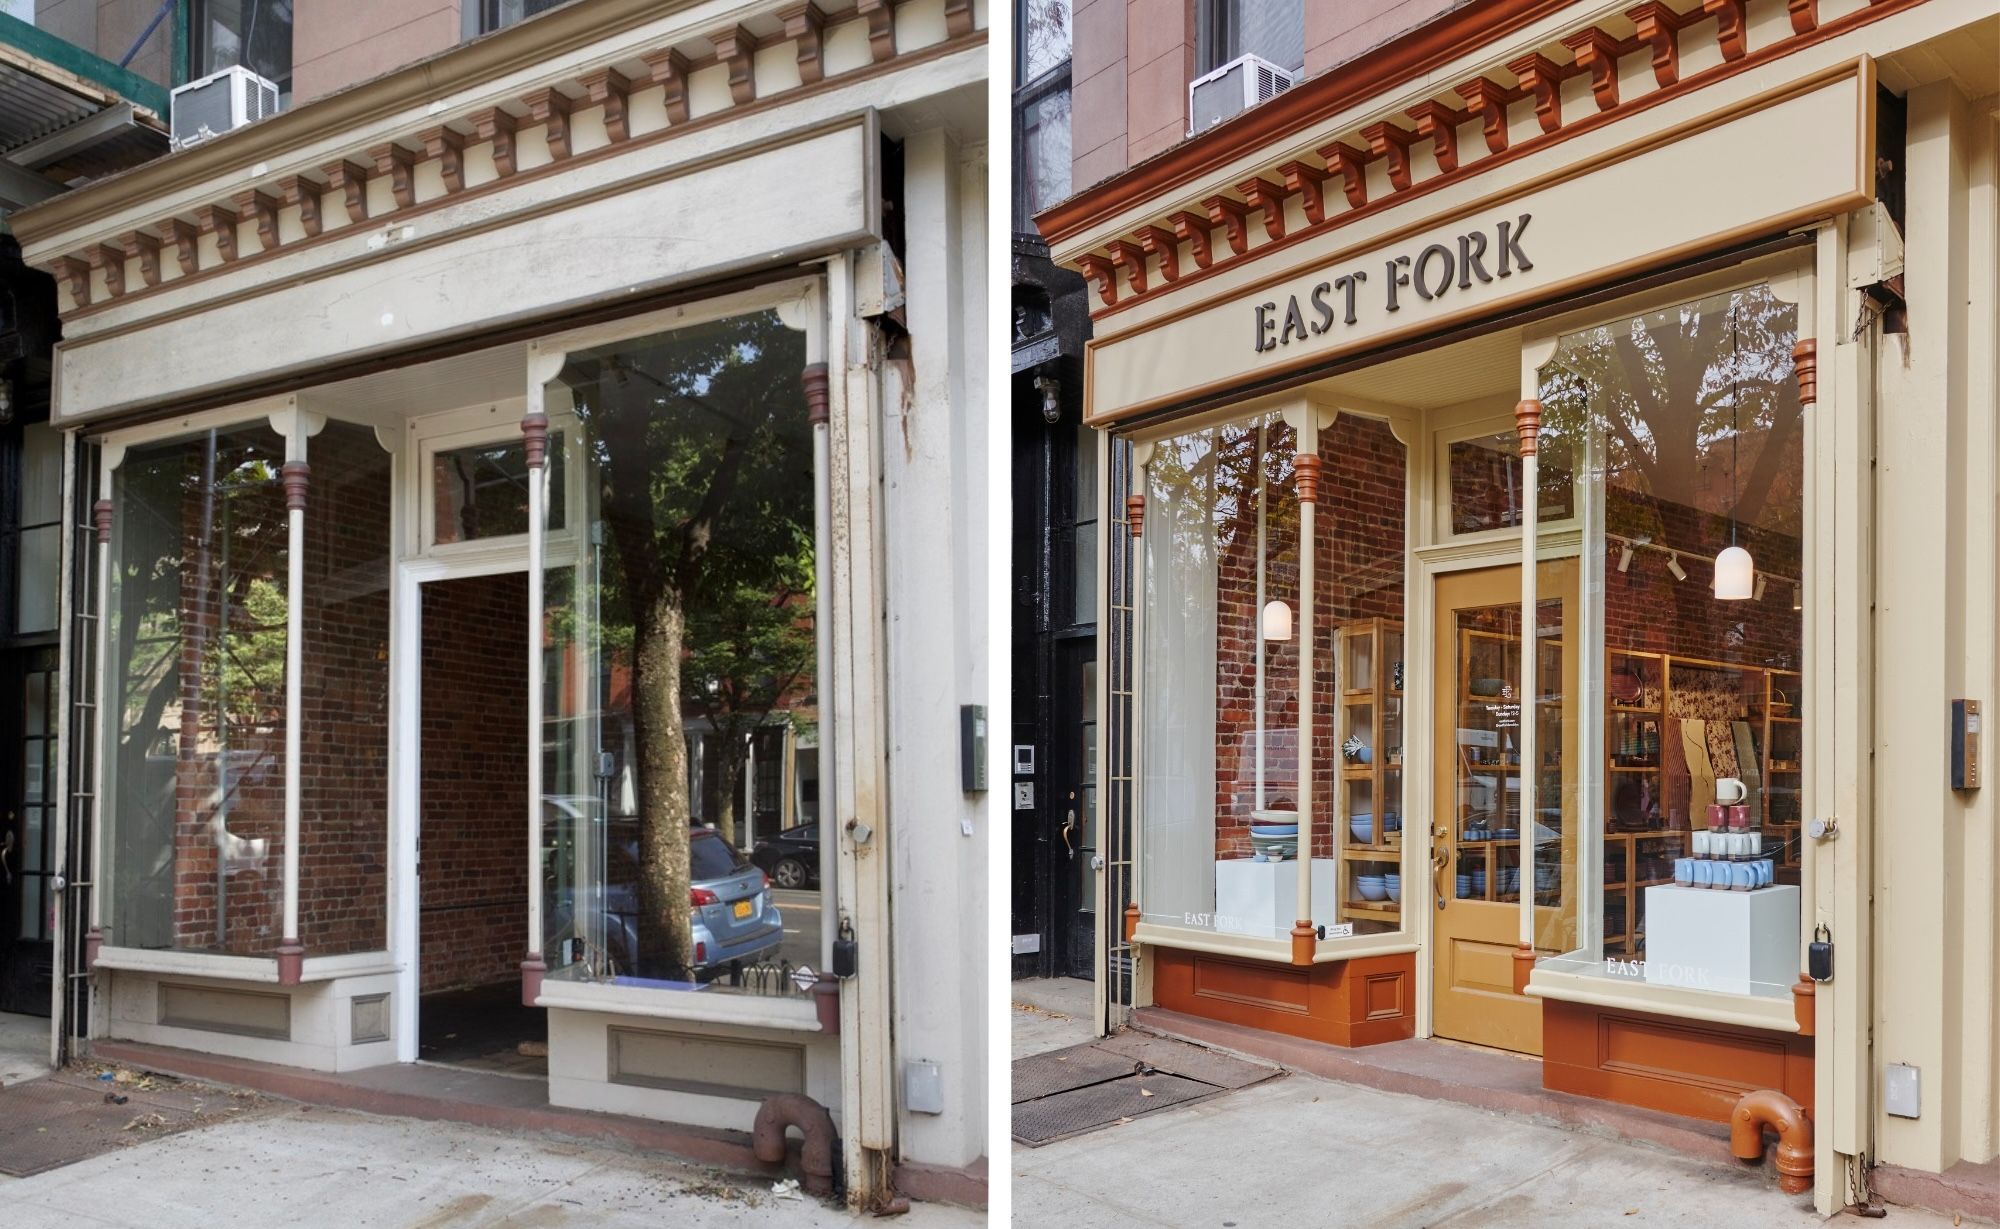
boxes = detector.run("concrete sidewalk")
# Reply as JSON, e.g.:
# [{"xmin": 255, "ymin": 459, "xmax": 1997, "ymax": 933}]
[
  {"xmin": 1013, "ymin": 1060, "xmax": 1966, "ymax": 1229},
  {"xmin": 1, "ymin": 1101, "xmax": 985, "ymax": 1227}
]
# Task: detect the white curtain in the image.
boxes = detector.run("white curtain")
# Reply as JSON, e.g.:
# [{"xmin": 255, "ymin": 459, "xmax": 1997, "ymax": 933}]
[{"xmin": 1142, "ymin": 433, "xmax": 1219, "ymax": 925}]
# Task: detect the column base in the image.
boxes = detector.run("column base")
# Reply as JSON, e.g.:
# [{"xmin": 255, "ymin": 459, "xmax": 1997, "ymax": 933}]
[
  {"xmin": 1290, "ymin": 921, "xmax": 1316, "ymax": 966},
  {"xmin": 276, "ymin": 939, "xmax": 305, "ymax": 986},
  {"xmin": 1512, "ymin": 942, "xmax": 1537, "ymax": 995},
  {"xmin": 813, "ymin": 975, "xmax": 841, "ymax": 1033},
  {"xmin": 521, "ymin": 953, "xmax": 546, "ymax": 1005},
  {"xmin": 84, "ymin": 927, "xmax": 102, "ymax": 971},
  {"xmin": 1791, "ymin": 974, "xmax": 1815, "ymax": 1035},
  {"xmin": 1123, "ymin": 901, "xmax": 1140, "ymax": 944}
]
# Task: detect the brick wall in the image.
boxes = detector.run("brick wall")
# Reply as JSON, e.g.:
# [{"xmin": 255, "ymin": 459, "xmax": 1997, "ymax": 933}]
[
  {"xmin": 168, "ymin": 435, "xmax": 288, "ymax": 955},
  {"xmin": 297, "ymin": 424, "xmax": 393, "ymax": 956},
  {"xmin": 1211, "ymin": 414, "xmax": 1407, "ymax": 862},
  {"xmin": 418, "ymin": 571, "xmax": 529, "ymax": 994}
]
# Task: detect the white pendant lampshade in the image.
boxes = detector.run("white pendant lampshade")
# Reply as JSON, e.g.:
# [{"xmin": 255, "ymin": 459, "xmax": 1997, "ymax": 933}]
[
  {"xmin": 1262, "ymin": 599, "xmax": 1293, "ymax": 642},
  {"xmin": 1713, "ymin": 544, "xmax": 1755, "ymax": 600}
]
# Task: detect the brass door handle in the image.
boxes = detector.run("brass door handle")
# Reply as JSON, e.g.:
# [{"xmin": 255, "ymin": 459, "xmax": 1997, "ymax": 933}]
[{"xmin": 1060, "ymin": 809, "xmax": 1077, "ymax": 857}]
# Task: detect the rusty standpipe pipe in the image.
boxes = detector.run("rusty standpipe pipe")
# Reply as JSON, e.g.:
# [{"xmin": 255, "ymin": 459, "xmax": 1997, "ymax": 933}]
[
  {"xmin": 1730, "ymin": 1089, "xmax": 1814, "ymax": 1195},
  {"xmin": 753, "ymin": 1093, "xmax": 839, "ymax": 1198}
]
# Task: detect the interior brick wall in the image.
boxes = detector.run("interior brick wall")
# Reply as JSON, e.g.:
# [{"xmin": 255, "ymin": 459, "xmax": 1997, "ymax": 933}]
[
  {"xmin": 418, "ymin": 571, "xmax": 529, "ymax": 994},
  {"xmin": 297, "ymin": 425, "xmax": 393, "ymax": 955}
]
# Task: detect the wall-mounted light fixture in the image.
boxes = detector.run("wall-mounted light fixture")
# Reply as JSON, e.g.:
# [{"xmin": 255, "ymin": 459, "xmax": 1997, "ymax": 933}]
[
  {"xmin": 1034, "ymin": 374, "xmax": 1061, "ymax": 424},
  {"xmin": 1262, "ymin": 599, "xmax": 1293, "ymax": 642},
  {"xmin": 1616, "ymin": 541, "xmax": 1634, "ymax": 573},
  {"xmin": 1753, "ymin": 573, "xmax": 1768, "ymax": 602},
  {"xmin": 1666, "ymin": 553, "xmax": 1687, "ymax": 582}
]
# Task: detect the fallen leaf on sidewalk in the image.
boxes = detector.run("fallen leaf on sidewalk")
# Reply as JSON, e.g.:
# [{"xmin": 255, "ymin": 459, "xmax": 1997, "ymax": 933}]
[
  {"xmin": 1138, "ymin": 1089, "xmax": 1154, "ymax": 1098},
  {"xmin": 1624, "ymin": 1209, "xmax": 1639, "ymax": 1216},
  {"xmin": 1115, "ymin": 1116, "xmax": 1133, "ymax": 1125}
]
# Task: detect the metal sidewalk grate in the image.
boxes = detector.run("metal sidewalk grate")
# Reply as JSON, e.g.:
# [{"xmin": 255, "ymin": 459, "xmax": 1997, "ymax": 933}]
[{"xmin": 1011, "ymin": 1031, "xmax": 1279, "ymax": 1147}]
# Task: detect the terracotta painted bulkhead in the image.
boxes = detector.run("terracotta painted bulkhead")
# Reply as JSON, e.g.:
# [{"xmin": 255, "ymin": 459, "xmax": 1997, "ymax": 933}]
[
  {"xmin": 1541, "ymin": 998, "xmax": 1814, "ymax": 1125},
  {"xmin": 1152, "ymin": 948, "xmax": 1417, "ymax": 1048}
]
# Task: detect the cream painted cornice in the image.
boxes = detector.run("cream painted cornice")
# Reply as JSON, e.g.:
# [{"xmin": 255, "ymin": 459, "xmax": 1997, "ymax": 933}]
[{"xmin": 8, "ymin": 0, "xmax": 733, "ymax": 245}]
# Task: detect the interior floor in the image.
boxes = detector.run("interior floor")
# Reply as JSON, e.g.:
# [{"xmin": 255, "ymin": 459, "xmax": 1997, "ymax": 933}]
[{"xmin": 418, "ymin": 982, "xmax": 546, "ymax": 1076}]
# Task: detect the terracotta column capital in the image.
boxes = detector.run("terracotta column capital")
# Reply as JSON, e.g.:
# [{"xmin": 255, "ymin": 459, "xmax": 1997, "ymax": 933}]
[
  {"xmin": 93, "ymin": 499, "xmax": 114, "ymax": 543},
  {"xmin": 1513, "ymin": 399, "xmax": 1544, "ymax": 458},
  {"xmin": 1792, "ymin": 339, "xmax": 1818, "ymax": 405},
  {"xmin": 521, "ymin": 411, "xmax": 551, "ymax": 469},
  {"xmin": 280, "ymin": 460, "xmax": 310, "ymax": 511},
  {"xmin": 1294, "ymin": 452, "xmax": 1323, "ymax": 504},
  {"xmin": 802, "ymin": 363, "xmax": 831, "ymax": 426},
  {"xmin": 1126, "ymin": 493, "xmax": 1145, "ymax": 538}
]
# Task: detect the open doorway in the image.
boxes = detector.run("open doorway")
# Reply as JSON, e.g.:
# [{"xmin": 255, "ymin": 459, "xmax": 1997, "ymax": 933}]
[{"xmin": 417, "ymin": 571, "xmax": 542, "ymax": 1074}]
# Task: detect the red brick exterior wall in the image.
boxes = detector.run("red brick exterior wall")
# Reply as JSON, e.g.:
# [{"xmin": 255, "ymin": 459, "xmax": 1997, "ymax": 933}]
[
  {"xmin": 418, "ymin": 571, "xmax": 530, "ymax": 994},
  {"xmin": 1211, "ymin": 414, "xmax": 1407, "ymax": 862}
]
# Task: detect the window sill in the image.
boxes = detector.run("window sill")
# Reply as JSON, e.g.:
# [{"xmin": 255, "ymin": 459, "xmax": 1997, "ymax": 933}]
[
  {"xmin": 535, "ymin": 978, "xmax": 826, "ymax": 1034},
  {"xmin": 1525, "ymin": 964, "xmax": 1800, "ymax": 1033},
  {"xmin": 93, "ymin": 946, "xmax": 397, "ymax": 985},
  {"xmin": 1132, "ymin": 921, "xmax": 1416, "ymax": 966}
]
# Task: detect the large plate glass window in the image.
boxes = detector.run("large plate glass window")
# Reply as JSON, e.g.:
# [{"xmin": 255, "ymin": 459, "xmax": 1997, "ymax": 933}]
[
  {"xmin": 1535, "ymin": 281, "xmax": 1805, "ymax": 1001},
  {"xmin": 539, "ymin": 299, "xmax": 821, "ymax": 999},
  {"xmin": 1138, "ymin": 409, "xmax": 1407, "ymax": 944},
  {"xmin": 102, "ymin": 424, "xmax": 290, "ymax": 955}
]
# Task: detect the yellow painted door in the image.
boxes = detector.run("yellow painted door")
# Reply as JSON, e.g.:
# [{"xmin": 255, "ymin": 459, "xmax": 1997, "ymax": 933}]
[{"xmin": 1429, "ymin": 562, "xmax": 1577, "ymax": 1055}]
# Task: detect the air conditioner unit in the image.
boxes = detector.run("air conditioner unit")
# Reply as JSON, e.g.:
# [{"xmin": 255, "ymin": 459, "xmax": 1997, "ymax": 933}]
[
  {"xmin": 1188, "ymin": 54, "xmax": 1297, "ymax": 136},
  {"xmin": 170, "ymin": 65, "xmax": 281, "ymax": 151}
]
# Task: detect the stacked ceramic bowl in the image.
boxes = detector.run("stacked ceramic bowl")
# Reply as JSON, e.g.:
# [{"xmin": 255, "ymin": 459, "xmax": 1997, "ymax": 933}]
[
  {"xmin": 1249, "ymin": 810, "xmax": 1298, "ymax": 860},
  {"xmin": 1348, "ymin": 813, "xmax": 1374, "ymax": 844},
  {"xmin": 1499, "ymin": 867, "xmax": 1521, "ymax": 895},
  {"xmin": 1356, "ymin": 873, "xmax": 1389, "ymax": 901},
  {"xmin": 1384, "ymin": 872, "xmax": 1401, "ymax": 903},
  {"xmin": 1455, "ymin": 871, "xmax": 1473, "ymax": 896}
]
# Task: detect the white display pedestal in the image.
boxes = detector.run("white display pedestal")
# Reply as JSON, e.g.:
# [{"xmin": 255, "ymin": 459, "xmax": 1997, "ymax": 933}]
[
  {"xmin": 1214, "ymin": 858, "xmax": 1339, "ymax": 938},
  {"xmin": 1643, "ymin": 884, "xmax": 1800, "ymax": 996}
]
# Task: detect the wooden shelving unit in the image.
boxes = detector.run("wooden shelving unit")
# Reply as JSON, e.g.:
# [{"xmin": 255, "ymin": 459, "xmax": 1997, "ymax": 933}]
[
  {"xmin": 1336, "ymin": 618, "xmax": 1403, "ymax": 925},
  {"xmin": 1601, "ymin": 651, "xmax": 1794, "ymax": 951},
  {"xmin": 1448, "ymin": 626, "xmax": 1564, "ymax": 910}
]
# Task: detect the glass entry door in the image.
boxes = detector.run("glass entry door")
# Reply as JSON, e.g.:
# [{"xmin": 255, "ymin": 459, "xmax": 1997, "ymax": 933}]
[{"xmin": 1430, "ymin": 562, "xmax": 1577, "ymax": 1054}]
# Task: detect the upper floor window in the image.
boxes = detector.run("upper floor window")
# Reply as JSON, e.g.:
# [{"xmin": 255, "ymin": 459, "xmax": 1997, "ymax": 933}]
[
  {"xmin": 1199, "ymin": 0, "xmax": 1304, "ymax": 74},
  {"xmin": 1015, "ymin": 0, "xmax": 1072, "ymax": 224},
  {"xmin": 477, "ymin": 0, "xmax": 568, "ymax": 35},
  {"xmin": 192, "ymin": 0, "xmax": 293, "ymax": 98}
]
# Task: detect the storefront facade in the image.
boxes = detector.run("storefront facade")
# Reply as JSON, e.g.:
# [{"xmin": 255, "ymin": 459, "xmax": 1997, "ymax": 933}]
[
  {"xmin": 1040, "ymin": 0, "xmax": 1997, "ymax": 1213},
  {"xmin": 9, "ymin": 0, "xmax": 989, "ymax": 1208}
]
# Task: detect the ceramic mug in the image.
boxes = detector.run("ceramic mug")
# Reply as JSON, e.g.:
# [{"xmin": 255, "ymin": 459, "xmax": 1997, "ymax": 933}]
[
  {"xmin": 1692, "ymin": 831, "xmax": 1713, "ymax": 856},
  {"xmin": 1728, "ymin": 861, "xmax": 1756, "ymax": 889},
  {"xmin": 1692, "ymin": 860, "xmax": 1716, "ymax": 888},
  {"xmin": 1747, "ymin": 832, "xmax": 1763, "ymax": 856},
  {"xmin": 1754, "ymin": 860, "xmax": 1774, "ymax": 888},
  {"xmin": 1716, "ymin": 777, "xmax": 1748, "ymax": 805},
  {"xmin": 1727, "ymin": 832, "xmax": 1752, "ymax": 857},
  {"xmin": 1707, "ymin": 804, "xmax": 1730, "ymax": 828},
  {"xmin": 1674, "ymin": 857, "xmax": 1694, "ymax": 886},
  {"xmin": 1727, "ymin": 804, "xmax": 1751, "ymax": 830}
]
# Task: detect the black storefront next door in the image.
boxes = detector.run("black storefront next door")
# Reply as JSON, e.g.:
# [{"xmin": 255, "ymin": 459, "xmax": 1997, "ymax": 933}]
[{"xmin": 1, "ymin": 644, "xmax": 57, "ymax": 1016}]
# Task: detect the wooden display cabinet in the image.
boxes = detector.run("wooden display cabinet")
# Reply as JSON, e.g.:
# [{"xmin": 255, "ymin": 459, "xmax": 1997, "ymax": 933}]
[
  {"xmin": 1447, "ymin": 627, "xmax": 1564, "ymax": 911},
  {"xmin": 1336, "ymin": 619, "xmax": 1403, "ymax": 925},
  {"xmin": 1763, "ymin": 669, "xmax": 1803, "ymax": 885}
]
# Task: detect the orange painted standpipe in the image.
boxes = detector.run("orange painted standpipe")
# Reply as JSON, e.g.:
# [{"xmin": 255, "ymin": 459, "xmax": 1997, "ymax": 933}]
[
  {"xmin": 1730, "ymin": 1089, "xmax": 1814, "ymax": 1195},
  {"xmin": 753, "ymin": 1093, "xmax": 839, "ymax": 1197}
]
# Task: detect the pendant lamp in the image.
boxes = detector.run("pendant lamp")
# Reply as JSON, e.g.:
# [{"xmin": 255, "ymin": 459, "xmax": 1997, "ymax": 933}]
[
  {"xmin": 1714, "ymin": 298, "xmax": 1754, "ymax": 601},
  {"xmin": 1262, "ymin": 600, "xmax": 1293, "ymax": 642}
]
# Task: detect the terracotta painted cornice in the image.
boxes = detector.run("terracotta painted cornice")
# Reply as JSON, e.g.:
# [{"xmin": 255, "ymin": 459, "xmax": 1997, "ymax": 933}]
[{"xmin": 1036, "ymin": 0, "xmax": 1578, "ymax": 247}]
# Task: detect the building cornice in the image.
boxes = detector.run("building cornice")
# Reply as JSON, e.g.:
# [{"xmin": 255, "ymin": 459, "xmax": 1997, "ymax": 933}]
[{"xmin": 8, "ymin": 0, "xmax": 805, "ymax": 247}]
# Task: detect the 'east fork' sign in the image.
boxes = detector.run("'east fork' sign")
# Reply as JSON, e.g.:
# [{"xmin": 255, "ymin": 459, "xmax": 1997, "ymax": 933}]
[{"xmin": 1252, "ymin": 214, "xmax": 1534, "ymax": 354}]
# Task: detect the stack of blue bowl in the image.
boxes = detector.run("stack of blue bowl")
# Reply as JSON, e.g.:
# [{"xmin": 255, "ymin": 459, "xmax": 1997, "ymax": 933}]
[
  {"xmin": 1249, "ymin": 820, "xmax": 1298, "ymax": 860},
  {"xmin": 1356, "ymin": 873, "xmax": 1388, "ymax": 901},
  {"xmin": 1348, "ymin": 813, "xmax": 1374, "ymax": 844},
  {"xmin": 1384, "ymin": 872, "xmax": 1401, "ymax": 903},
  {"xmin": 1455, "ymin": 871, "xmax": 1473, "ymax": 896}
]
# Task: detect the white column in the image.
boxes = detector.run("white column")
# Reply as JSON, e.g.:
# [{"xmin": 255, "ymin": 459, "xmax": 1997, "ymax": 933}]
[
  {"xmin": 1513, "ymin": 399, "xmax": 1543, "ymax": 984},
  {"xmin": 520, "ymin": 360, "xmax": 557, "ymax": 1005},
  {"xmin": 276, "ymin": 432, "xmax": 309, "ymax": 984},
  {"xmin": 1125, "ymin": 442, "xmax": 1152, "ymax": 946},
  {"xmin": 85, "ymin": 463, "xmax": 116, "ymax": 968},
  {"xmin": 1292, "ymin": 440, "xmax": 1319, "ymax": 964}
]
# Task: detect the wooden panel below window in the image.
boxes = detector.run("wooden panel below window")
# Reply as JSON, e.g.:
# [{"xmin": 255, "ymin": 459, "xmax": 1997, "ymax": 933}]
[
  {"xmin": 1152, "ymin": 948, "xmax": 1416, "ymax": 1047},
  {"xmin": 1542, "ymin": 998, "xmax": 1814, "ymax": 1123}
]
